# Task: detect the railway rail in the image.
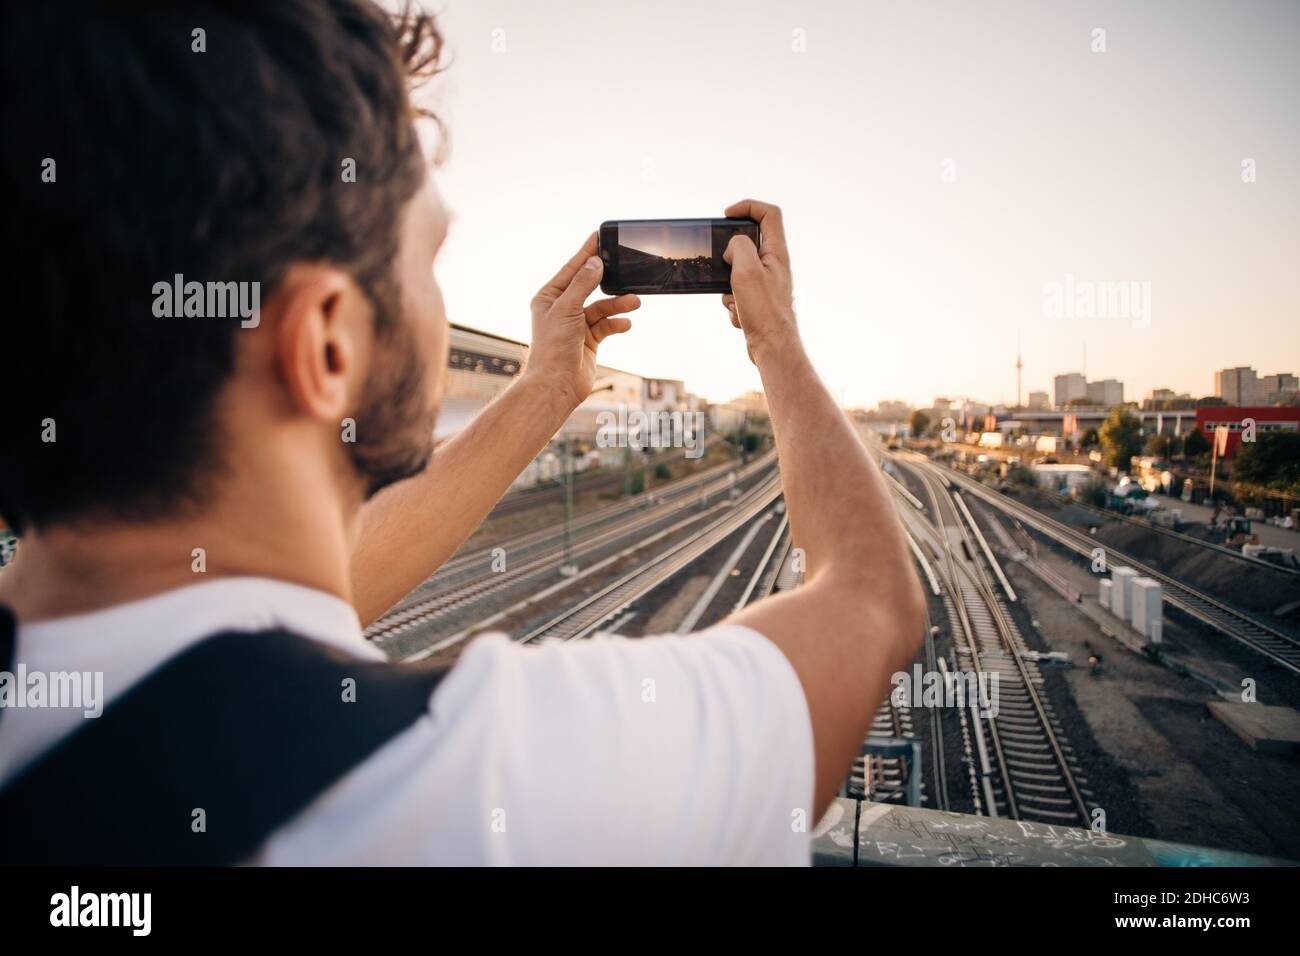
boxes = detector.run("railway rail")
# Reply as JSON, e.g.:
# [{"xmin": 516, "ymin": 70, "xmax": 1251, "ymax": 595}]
[
  {"xmin": 932, "ymin": 458, "xmax": 1300, "ymax": 677},
  {"xmin": 891, "ymin": 457, "xmax": 1093, "ymax": 825},
  {"xmin": 512, "ymin": 474, "xmax": 785, "ymax": 644},
  {"xmin": 367, "ymin": 453, "xmax": 777, "ymax": 654}
]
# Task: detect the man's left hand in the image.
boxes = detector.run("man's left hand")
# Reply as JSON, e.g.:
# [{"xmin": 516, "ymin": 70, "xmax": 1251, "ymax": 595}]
[{"xmin": 525, "ymin": 232, "xmax": 638, "ymax": 408}]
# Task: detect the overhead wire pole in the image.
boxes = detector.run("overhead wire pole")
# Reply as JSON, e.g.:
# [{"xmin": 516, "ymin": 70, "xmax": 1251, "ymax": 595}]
[
  {"xmin": 560, "ymin": 380, "xmax": 617, "ymax": 576},
  {"xmin": 559, "ymin": 434, "xmax": 577, "ymax": 576}
]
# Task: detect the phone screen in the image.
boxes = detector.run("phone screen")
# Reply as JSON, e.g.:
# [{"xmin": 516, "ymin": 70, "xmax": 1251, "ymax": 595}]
[{"xmin": 598, "ymin": 218, "xmax": 759, "ymax": 295}]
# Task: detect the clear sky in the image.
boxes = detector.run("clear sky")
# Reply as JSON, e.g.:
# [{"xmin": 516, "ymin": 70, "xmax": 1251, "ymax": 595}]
[{"xmin": 419, "ymin": 0, "xmax": 1299, "ymax": 408}]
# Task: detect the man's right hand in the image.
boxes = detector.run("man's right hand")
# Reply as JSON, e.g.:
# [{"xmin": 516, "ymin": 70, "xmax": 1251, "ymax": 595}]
[{"xmin": 721, "ymin": 199, "xmax": 800, "ymax": 364}]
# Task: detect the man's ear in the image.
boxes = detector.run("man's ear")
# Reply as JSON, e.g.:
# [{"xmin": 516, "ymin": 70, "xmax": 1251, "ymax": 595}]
[{"xmin": 271, "ymin": 265, "xmax": 373, "ymax": 422}]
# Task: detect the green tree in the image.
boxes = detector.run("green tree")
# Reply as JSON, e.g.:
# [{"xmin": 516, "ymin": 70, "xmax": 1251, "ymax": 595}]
[
  {"xmin": 1100, "ymin": 406, "xmax": 1143, "ymax": 470},
  {"xmin": 1144, "ymin": 432, "xmax": 1180, "ymax": 459},
  {"xmin": 909, "ymin": 410, "xmax": 930, "ymax": 439},
  {"xmin": 1080, "ymin": 427, "xmax": 1101, "ymax": 449},
  {"xmin": 1182, "ymin": 427, "xmax": 1210, "ymax": 459},
  {"xmin": 1234, "ymin": 432, "xmax": 1300, "ymax": 492}
]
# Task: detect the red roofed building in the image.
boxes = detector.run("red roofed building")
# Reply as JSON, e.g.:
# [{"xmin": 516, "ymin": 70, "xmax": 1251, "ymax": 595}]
[{"xmin": 1194, "ymin": 406, "xmax": 1300, "ymax": 457}]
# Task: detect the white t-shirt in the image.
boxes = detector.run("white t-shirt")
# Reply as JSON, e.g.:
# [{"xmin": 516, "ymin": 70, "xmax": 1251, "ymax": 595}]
[{"xmin": 0, "ymin": 577, "xmax": 815, "ymax": 865}]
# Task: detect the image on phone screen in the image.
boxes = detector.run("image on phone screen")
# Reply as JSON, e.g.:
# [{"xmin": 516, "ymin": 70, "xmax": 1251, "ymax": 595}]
[{"xmin": 598, "ymin": 218, "xmax": 759, "ymax": 295}]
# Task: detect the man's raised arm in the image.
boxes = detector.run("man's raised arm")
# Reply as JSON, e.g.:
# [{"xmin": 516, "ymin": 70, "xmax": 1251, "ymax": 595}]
[
  {"xmin": 720, "ymin": 200, "xmax": 927, "ymax": 815},
  {"xmin": 349, "ymin": 235, "xmax": 638, "ymax": 627}
]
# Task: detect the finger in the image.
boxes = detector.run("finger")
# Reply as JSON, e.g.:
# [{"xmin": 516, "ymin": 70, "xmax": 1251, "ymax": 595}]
[
  {"xmin": 586, "ymin": 316, "xmax": 632, "ymax": 349},
  {"xmin": 724, "ymin": 199, "xmax": 787, "ymax": 263},
  {"xmin": 554, "ymin": 255, "xmax": 604, "ymax": 312},
  {"xmin": 537, "ymin": 232, "xmax": 599, "ymax": 303},
  {"xmin": 723, "ymin": 234, "xmax": 762, "ymax": 286},
  {"xmin": 584, "ymin": 293, "xmax": 640, "ymax": 324},
  {"xmin": 721, "ymin": 293, "xmax": 741, "ymax": 328}
]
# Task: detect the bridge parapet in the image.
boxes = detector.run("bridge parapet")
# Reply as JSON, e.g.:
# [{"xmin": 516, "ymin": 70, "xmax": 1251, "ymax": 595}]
[{"xmin": 812, "ymin": 799, "xmax": 1292, "ymax": 867}]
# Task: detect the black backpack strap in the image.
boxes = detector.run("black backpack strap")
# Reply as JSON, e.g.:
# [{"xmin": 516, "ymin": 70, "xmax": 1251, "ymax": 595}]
[
  {"xmin": 0, "ymin": 615, "xmax": 449, "ymax": 865},
  {"xmin": 0, "ymin": 604, "xmax": 14, "ymax": 689}
]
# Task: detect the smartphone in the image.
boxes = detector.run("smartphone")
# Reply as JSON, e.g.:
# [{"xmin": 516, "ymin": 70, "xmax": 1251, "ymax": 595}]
[{"xmin": 598, "ymin": 217, "xmax": 759, "ymax": 295}]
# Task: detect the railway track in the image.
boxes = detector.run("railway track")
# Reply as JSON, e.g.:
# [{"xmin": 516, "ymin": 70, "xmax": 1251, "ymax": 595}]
[
  {"xmin": 891, "ymin": 458, "xmax": 1093, "ymax": 826},
  {"xmin": 368, "ymin": 454, "xmax": 776, "ymax": 655},
  {"xmin": 386, "ymin": 450, "xmax": 774, "ymax": 616},
  {"xmin": 513, "ymin": 474, "xmax": 785, "ymax": 644},
  {"xmin": 933, "ymin": 459, "xmax": 1300, "ymax": 677},
  {"xmin": 682, "ymin": 468, "xmax": 937, "ymax": 809}
]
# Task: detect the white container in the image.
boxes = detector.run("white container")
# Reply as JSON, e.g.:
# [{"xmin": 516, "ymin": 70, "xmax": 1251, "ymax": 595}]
[
  {"xmin": 1099, "ymin": 578, "xmax": 1112, "ymax": 610},
  {"xmin": 1130, "ymin": 577, "xmax": 1163, "ymax": 639},
  {"xmin": 1111, "ymin": 567, "xmax": 1138, "ymax": 621}
]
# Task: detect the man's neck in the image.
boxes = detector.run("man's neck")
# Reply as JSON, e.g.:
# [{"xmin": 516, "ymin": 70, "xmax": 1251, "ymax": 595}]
[{"xmin": 0, "ymin": 483, "xmax": 358, "ymax": 623}]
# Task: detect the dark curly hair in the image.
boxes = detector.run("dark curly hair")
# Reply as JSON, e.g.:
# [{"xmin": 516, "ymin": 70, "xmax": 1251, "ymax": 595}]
[{"xmin": 0, "ymin": 0, "xmax": 446, "ymax": 534}]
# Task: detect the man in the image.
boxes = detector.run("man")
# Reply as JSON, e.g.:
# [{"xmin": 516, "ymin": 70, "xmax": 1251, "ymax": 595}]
[{"xmin": 0, "ymin": 1, "xmax": 924, "ymax": 864}]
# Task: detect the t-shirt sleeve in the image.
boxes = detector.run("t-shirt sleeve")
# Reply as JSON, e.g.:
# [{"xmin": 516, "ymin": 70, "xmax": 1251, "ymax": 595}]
[{"xmin": 428, "ymin": 623, "xmax": 815, "ymax": 865}]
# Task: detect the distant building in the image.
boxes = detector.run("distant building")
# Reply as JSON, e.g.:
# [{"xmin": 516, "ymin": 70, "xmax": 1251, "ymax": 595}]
[
  {"xmin": 1195, "ymin": 406, "xmax": 1300, "ymax": 458},
  {"xmin": 1053, "ymin": 373, "xmax": 1087, "ymax": 408},
  {"xmin": 876, "ymin": 399, "xmax": 910, "ymax": 420},
  {"xmin": 1027, "ymin": 390, "xmax": 1050, "ymax": 411},
  {"xmin": 642, "ymin": 378, "xmax": 687, "ymax": 414},
  {"xmin": 1215, "ymin": 366, "xmax": 1262, "ymax": 406},
  {"xmin": 438, "ymin": 324, "xmax": 528, "ymax": 438},
  {"xmin": 932, "ymin": 397, "xmax": 953, "ymax": 412},
  {"xmin": 1211, "ymin": 366, "xmax": 1300, "ymax": 405},
  {"xmin": 1260, "ymin": 372, "xmax": 1298, "ymax": 404},
  {"xmin": 1085, "ymin": 378, "xmax": 1124, "ymax": 407},
  {"xmin": 560, "ymin": 365, "xmax": 643, "ymax": 443},
  {"xmin": 710, "ymin": 390, "xmax": 769, "ymax": 433},
  {"xmin": 1143, "ymin": 388, "xmax": 1195, "ymax": 411},
  {"xmin": 732, "ymin": 391, "xmax": 769, "ymax": 416},
  {"xmin": 709, "ymin": 405, "xmax": 744, "ymax": 433},
  {"xmin": 1216, "ymin": 367, "xmax": 1300, "ymax": 405}
]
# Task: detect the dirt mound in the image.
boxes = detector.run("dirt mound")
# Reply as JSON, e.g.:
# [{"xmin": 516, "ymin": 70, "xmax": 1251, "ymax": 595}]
[
  {"xmin": 1024, "ymin": 493, "xmax": 1300, "ymax": 629},
  {"xmin": 1098, "ymin": 523, "xmax": 1300, "ymax": 619}
]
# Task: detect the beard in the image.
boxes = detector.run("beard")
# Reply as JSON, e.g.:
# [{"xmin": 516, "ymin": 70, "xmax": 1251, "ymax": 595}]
[{"xmin": 348, "ymin": 311, "xmax": 438, "ymax": 500}]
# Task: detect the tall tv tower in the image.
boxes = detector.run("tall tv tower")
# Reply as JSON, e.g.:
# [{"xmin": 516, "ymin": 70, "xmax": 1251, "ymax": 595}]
[{"xmin": 1015, "ymin": 336, "xmax": 1023, "ymax": 409}]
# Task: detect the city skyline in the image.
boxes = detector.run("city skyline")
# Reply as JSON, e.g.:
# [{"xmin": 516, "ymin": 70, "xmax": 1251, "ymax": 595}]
[
  {"xmin": 863, "ymin": 361, "xmax": 1297, "ymax": 415},
  {"xmin": 423, "ymin": 0, "xmax": 1299, "ymax": 407}
]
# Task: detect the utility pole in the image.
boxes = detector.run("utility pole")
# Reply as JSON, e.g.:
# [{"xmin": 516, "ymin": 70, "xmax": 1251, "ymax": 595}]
[
  {"xmin": 559, "ymin": 378, "xmax": 616, "ymax": 574},
  {"xmin": 1208, "ymin": 425, "xmax": 1227, "ymax": 501},
  {"xmin": 560, "ymin": 434, "xmax": 577, "ymax": 576},
  {"xmin": 623, "ymin": 443, "xmax": 632, "ymax": 498}
]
